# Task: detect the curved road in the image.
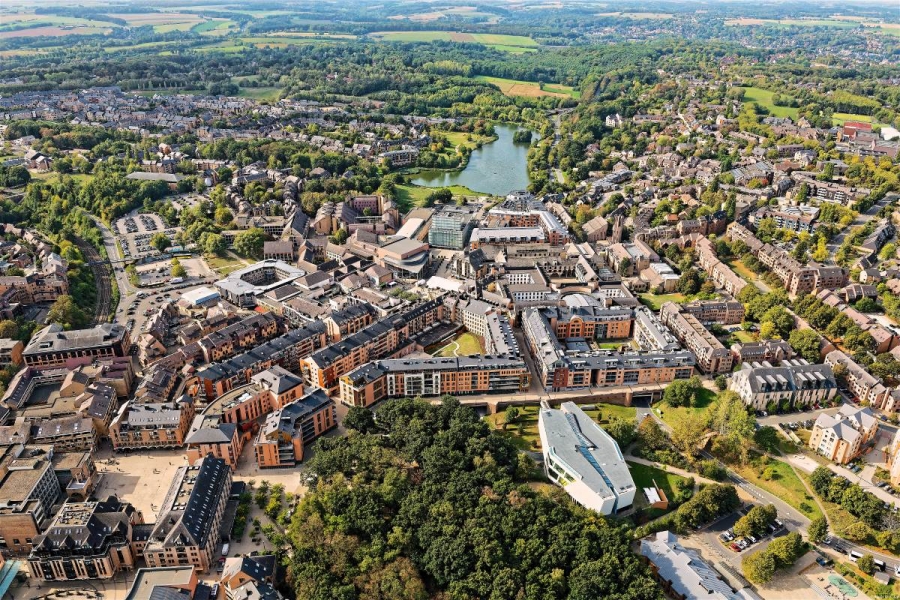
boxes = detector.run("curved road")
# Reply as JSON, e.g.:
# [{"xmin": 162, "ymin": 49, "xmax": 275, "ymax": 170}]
[{"xmin": 643, "ymin": 407, "xmax": 900, "ymax": 569}]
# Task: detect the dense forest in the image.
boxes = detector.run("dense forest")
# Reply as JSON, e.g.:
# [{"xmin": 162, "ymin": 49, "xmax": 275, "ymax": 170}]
[{"xmin": 283, "ymin": 398, "xmax": 664, "ymax": 600}]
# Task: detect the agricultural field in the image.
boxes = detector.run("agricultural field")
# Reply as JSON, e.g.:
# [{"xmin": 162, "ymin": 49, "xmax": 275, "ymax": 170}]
[
  {"xmin": 0, "ymin": 13, "xmax": 119, "ymax": 30},
  {"xmin": 266, "ymin": 32, "xmax": 356, "ymax": 40},
  {"xmin": 104, "ymin": 41, "xmax": 179, "ymax": 53},
  {"xmin": 232, "ymin": 36, "xmax": 347, "ymax": 49},
  {"xmin": 107, "ymin": 12, "xmax": 206, "ymax": 33},
  {"xmin": 370, "ymin": 30, "xmax": 538, "ymax": 52},
  {"xmin": 473, "ymin": 76, "xmax": 579, "ymax": 99},
  {"xmin": 726, "ymin": 17, "xmax": 899, "ymax": 35},
  {"xmin": 740, "ymin": 86, "xmax": 800, "ymax": 119},
  {"xmin": 0, "ymin": 25, "xmax": 113, "ymax": 39},
  {"xmin": 192, "ymin": 19, "xmax": 237, "ymax": 35},
  {"xmin": 0, "ymin": 48, "xmax": 48, "ymax": 57},
  {"xmin": 390, "ymin": 7, "xmax": 501, "ymax": 23}
]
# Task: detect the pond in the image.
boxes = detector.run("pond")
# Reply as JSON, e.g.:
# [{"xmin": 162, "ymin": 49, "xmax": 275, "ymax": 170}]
[{"xmin": 410, "ymin": 122, "xmax": 534, "ymax": 196}]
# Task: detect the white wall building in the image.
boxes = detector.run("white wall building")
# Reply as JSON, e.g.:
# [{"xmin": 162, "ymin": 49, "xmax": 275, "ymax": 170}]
[{"xmin": 537, "ymin": 401, "xmax": 635, "ymax": 515}]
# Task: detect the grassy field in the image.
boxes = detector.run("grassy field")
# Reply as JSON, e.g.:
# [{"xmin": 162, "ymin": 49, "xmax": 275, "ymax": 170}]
[
  {"xmin": 441, "ymin": 131, "xmax": 496, "ymax": 149},
  {"xmin": 0, "ymin": 13, "xmax": 119, "ymax": 30},
  {"xmin": 234, "ymin": 36, "xmax": 344, "ymax": 48},
  {"xmin": 731, "ymin": 329, "xmax": 756, "ymax": 343},
  {"xmin": 582, "ymin": 403, "xmax": 637, "ymax": 423},
  {"xmin": 235, "ymin": 87, "xmax": 281, "ymax": 100},
  {"xmin": 830, "ymin": 112, "xmax": 889, "ymax": 127},
  {"xmin": 728, "ymin": 258, "xmax": 760, "ymax": 282},
  {"xmin": 204, "ymin": 254, "xmax": 246, "ymax": 276},
  {"xmin": 370, "ymin": 31, "xmax": 538, "ymax": 52},
  {"xmin": 484, "ymin": 44, "xmax": 536, "ymax": 54},
  {"xmin": 741, "ymin": 87, "xmax": 800, "ymax": 119},
  {"xmin": 485, "ymin": 403, "xmax": 634, "ymax": 451},
  {"xmin": 193, "ymin": 19, "xmax": 237, "ymax": 35},
  {"xmin": 435, "ymin": 332, "xmax": 485, "ymax": 357},
  {"xmin": 638, "ymin": 292, "xmax": 686, "ymax": 310},
  {"xmin": 395, "ymin": 183, "xmax": 483, "ymax": 212},
  {"xmin": 627, "ymin": 462, "xmax": 690, "ymax": 502},
  {"xmin": 267, "ymin": 32, "xmax": 357, "ymax": 40},
  {"xmin": 735, "ymin": 456, "xmax": 823, "ymax": 520},
  {"xmin": 473, "ymin": 75, "xmax": 579, "ymax": 99},
  {"xmin": 656, "ymin": 387, "xmax": 717, "ymax": 428},
  {"xmin": 105, "ymin": 41, "xmax": 179, "ymax": 53},
  {"xmin": 31, "ymin": 172, "xmax": 95, "ymax": 185},
  {"xmin": 0, "ymin": 26, "xmax": 113, "ymax": 39},
  {"xmin": 484, "ymin": 405, "xmax": 542, "ymax": 451}
]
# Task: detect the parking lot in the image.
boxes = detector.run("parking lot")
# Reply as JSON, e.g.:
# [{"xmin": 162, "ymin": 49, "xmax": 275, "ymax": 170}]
[
  {"xmin": 115, "ymin": 278, "xmax": 218, "ymax": 336},
  {"xmin": 114, "ymin": 211, "xmax": 182, "ymax": 260},
  {"xmin": 169, "ymin": 192, "xmax": 204, "ymax": 213},
  {"xmin": 696, "ymin": 507, "xmax": 787, "ymax": 570}
]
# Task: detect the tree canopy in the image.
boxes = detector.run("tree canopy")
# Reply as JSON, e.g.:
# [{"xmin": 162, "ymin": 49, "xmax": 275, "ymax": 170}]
[{"xmin": 286, "ymin": 398, "xmax": 663, "ymax": 600}]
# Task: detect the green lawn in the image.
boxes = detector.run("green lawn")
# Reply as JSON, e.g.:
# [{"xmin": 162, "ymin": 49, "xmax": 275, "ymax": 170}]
[
  {"xmin": 582, "ymin": 403, "xmax": 637, "ymax": 423},
  {"xmin": 627, "ymin": 462, "xmax": 690, "ymax": 503},
  {"xmin": 830, "ymin": 112, "xmax": 889, "ymax": 128},
  {"xmin": 741, "ymin": 86, "xmax": 800, "ymax": 120},
  {"xmin": 395, "ymin": 183, "xmax": 484, "ymax": 212},
  {"xmin": 485, "ymin": 405, "xmax": 542, "ymax": 451},
  {"xmin": 435, "ymin": 332, "xmax": 484, "ymax": 357},
  {"xmin": 32, "ymin": 172, "xmax": 95, "ymax": 185},
  {"xmin": 731, "ymin": 329, "xmax": 756, "ymax": 343},
  {"xmin": 638, "ymin": 292, "xmax": 686, "ymax": 310},
  {"xmin": 204, "ymin": 254, "xmax": 245, "ymax": 275},
  {"xmin": 735, "ymin": 456, "xmax": 822, "ymax": 520},
  {"xmin": 727, "ymin": 258, "xmax": 759, "ymax": 282},
  {"xmin": 442, "ymin": 131, "xmax": 496, "ymax": 149},
  {"xmin": 596, "ymin": 341, "xmax": 626, "ymax": 350},
  {"xmin": 656, "ymin": 387, "xmax": 717, "ymax": 428},
  {"xmin": 485, "ymin": 403, "xmax": 634, "ymax": 452}
]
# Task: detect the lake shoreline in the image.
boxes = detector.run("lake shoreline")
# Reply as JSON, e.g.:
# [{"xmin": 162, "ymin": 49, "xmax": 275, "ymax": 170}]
[{"xmin": 409, "ymin": 122, "xmax": 535, "ymax": 196}]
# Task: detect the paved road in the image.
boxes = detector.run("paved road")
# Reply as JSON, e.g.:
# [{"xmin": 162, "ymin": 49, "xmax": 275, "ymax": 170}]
[{"xmin": 640, "ymin": 405, "xmax": 812, "ymax": 531}]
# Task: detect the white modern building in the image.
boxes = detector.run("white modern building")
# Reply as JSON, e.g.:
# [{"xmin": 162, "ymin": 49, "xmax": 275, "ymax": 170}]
[{"xmin": 537, "ymin": 401, "xmax": 635, "ymax": 515}]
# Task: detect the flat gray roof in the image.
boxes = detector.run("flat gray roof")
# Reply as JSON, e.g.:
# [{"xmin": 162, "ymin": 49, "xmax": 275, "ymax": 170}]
[{"xmin": 539, "ymin": 402, "xmax": 634, "ymax": 502}]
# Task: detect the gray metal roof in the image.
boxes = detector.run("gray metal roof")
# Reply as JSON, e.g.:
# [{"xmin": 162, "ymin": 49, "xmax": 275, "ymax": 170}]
[{"xmin": 539, "ymin": 402, "xmax": 634, "ymax": 502}]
